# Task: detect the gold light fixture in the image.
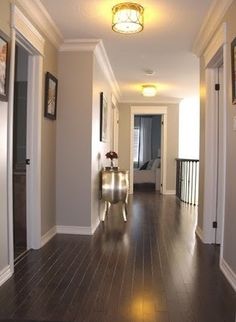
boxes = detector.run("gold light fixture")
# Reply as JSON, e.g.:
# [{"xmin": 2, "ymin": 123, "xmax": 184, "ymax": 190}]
[
  {"xmin": 142, "ymin": 85, "xmax": 157, "ymax": 97},
  {"xmin": 112, "ymin": 2, "xmax": 144, "ymax": 34}
]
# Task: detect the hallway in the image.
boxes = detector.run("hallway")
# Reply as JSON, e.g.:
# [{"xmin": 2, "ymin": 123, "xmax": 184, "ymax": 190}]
[{"xmin": 0, "ymin": 192, "xmax": 235, "ymax": 322}]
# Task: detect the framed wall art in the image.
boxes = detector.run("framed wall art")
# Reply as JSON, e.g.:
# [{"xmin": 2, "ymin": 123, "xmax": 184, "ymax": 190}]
[
  {"xmin": 231, "ymin": 37, "xmax": 236, "ymax": 104},
  {"xmin": 100, "ymin": 92, "xmax": 108, "ymax": 142},
  {"xmin": 44, "ymin": 72, "xmax": 58, "ymax": 120},
  {"xmin": 0, "ymin": 30, "xmax": 10, "ymax": 101}
]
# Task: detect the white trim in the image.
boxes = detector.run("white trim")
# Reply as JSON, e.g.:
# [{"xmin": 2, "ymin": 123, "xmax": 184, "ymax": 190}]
[
  {"xmin": 129, "ymin": 106, "xmax": 168, "ymax": 194},
  {"xmin": 202, "ymin": 23, "xmax": 227, "ymax": 245},
  {"xmin": 192, "ymin": 0, "xmax": 233, "ymax": 56},
  {"xmin": 204, "ymin": 24, "xmax": 226, "ymax": 67},
  {"xmin": 17, "ymin": 0, "xmax": 63, "ymax": 48},
  {"xmin": 12, "ymin": 5, "xmax": 45, "ymax": 55},
  {"xmin": 91, "ymin": 218, "xmax": 100, "ymax": 235},
  {"xmin": 8, "ymin": 6, "xmax": 44, "ymax": 274},
  {"xmin": 26, "ymin": 55, "xmax": 43, "ymax": 250},
  {"xmin": 0, "ymin": 266, "xmax": 12, "ymax": 287},
  {"xmin": 41, "ymin": 226, "xmax": 56, "ymax": 247},
  {"xmin": 60, "ymin": 39, "xmax": 120, "ymax": 101},
  {"xmin": 59, "ymin": 38, "xmax": 100, "ymax": 52},
  {"xmin": 164, "ymin": 190, "xmax": 176, "ymax": 195},
  {"xmin": 7, "ymin": 17, "xmax": 16, "ymax": 278},
  {"xmin": 120, "ymin": 99, "xmax": 181, "ymax": 105},
  {"xmin": 57, "ymin": 225, "xmax": 94, "ymax": 235},
  {"xmin": 195, "ymin": 225, "xmax": 204, "ymax": 242},
  {"xmin": 220, "ymin": 42, "xmax": 228, "ymax": 260},
  {"xmin": 220, "ymin": 258, "xmax": 236, "ymax": 292},
  {"xmin": 94, "ymin": 41, "xmax": 120, "ymax": 101}
]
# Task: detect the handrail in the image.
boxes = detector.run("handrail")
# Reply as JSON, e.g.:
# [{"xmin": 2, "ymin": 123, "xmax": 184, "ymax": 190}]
[{"xmin": 176, "ymin": 158, "xmax": 199, "ymax": 206}]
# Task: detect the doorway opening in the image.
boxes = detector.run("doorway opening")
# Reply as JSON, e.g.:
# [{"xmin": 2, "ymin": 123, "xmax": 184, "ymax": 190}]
[
  {"xmin": 13, "ymin": 44, "xmax": 29, "ymax": 260},
  {"xmin": 133, "ymin": 114, "xmax": 162, "ymax": 192},
  {"xmin": 130, "ymin": 106, "xmax": 167, "ymax": 194}
]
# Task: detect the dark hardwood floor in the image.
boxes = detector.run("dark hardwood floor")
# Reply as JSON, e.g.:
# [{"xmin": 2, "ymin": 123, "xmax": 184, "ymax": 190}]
[{"xmin": 0, "ymin": 192, "xmax": 235, "ymax": 322}]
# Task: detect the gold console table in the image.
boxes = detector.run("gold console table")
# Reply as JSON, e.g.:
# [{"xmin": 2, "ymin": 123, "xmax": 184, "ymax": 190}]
[{"xmin": 101, "ymin": 168, "xmax": 129, "ymax": 222}]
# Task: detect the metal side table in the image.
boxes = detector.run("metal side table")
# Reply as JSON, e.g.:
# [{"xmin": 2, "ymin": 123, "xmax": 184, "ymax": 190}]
[{"xmin": 101, "ymin": 168, "xmax": 129, "ymax": 222}]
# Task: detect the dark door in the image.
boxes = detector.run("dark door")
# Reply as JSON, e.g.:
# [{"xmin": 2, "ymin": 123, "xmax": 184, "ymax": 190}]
[{"xmin": 13, "ymin": 44, "xmax": 29, "ymax": 259}]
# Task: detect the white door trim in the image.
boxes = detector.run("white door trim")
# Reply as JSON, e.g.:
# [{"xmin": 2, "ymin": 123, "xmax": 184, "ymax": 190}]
[
  {"xmin": 129, "ymin": 106, "xmax": 167, "ymax": 194},
  {"xmin": 202, "ymin": 23, "xmax": 227, "ymax": 246},
  {"xmin": 8, "ymin": 5, "xmax": 44, "ymax": 274}
]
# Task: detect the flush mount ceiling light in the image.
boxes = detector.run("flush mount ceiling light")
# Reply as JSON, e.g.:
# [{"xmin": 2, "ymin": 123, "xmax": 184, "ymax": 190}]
[
  {"xmin": 142, "ymin": 85, "xmax": 157, "ymax": 97},
  {"xmin": 112, "ymin": 2, "xmax": 144, "ymax": 34}
]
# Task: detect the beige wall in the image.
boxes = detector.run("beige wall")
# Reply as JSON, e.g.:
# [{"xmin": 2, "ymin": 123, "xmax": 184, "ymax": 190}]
[
  {"xmin": 199, "ymin": 1, "xmax": 236, "ymax": 275},
  {"xmin": 118, "ymin": 103, "xmax": 179, "ymax": 191},
  {"xmin": 0, "ymin": 0, "xmax": 57, "ymax": 272},
  {"xmin": 57, "ymin": 50, "xmax": 114, "ymax": 229},
  {"xmin": 56, "ymin": 51, "xmax": 93, "ymax": 227},
  {"xmin": 91, "ymin": 55, "xmax": 112, "ymax": 228},
  {"xmin": 221, "ymin": 0, "xmax": 236, "ymax": 273}
]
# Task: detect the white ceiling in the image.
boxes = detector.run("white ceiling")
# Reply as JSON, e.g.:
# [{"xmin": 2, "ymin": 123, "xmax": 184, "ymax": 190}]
[{"xmin": 40, "ymin": 0, "xmax": 213, "ymax": 103}]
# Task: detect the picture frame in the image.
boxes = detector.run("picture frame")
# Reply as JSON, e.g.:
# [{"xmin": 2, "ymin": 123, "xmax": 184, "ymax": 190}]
[
  {"xmin": 44, "ymin": 72, "xmax": 58, "ymax": 120},
  {"xmin": 231, "ymin": 37, "xmax": 236, "ymax": 104},
  {"xmin": 100, "ymin": 92, "xmax": 108, "ymax": 142},
  {"xmin": 0, "ymin": 30, "xmax": 10, "ymax": 101}
]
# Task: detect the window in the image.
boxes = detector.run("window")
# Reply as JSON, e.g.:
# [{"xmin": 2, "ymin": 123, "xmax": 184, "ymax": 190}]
[{"xmin": 133, "ymin": 127, "xmax": 140, "ymax": 163}]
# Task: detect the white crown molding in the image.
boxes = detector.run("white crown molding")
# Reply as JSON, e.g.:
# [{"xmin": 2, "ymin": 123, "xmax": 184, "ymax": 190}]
[
  {"xmin": 16, "ymin": 0, "xmax": 63, "ymax": 49},
  {"xmin": 94, "ymin": 41, "xmax": 121, "ymax": 101},
  {"xmin": 0, "ymin": 265, "xmax": 12, "ymax": 287},
  {"xmin": 41, "ymin": 226, "xmax": 57, "ymax": 247},
  {"xmin": 12, "ymin": 5, "xmax": 45, "ymax": 55},
  {"xmin": 60, "ymin": 39, "xmax": 121, "ymax": 101},
  {"xmin": 204, "ymin": 23, "xmax": 226, "ymax": 67},
  {"xmin": 119, "ymin": 98, "xmax": 182, "ymax": 105},
  {"xmin": 59, "ymin": 38, "xmax": 101, "ymax": 52},
  {"xmin": 192, "ymin": 0, "xmax": 233, "ymax": 56},
  {"xmin": 220, "ymin": 257, "xmax": 236, "ymax": 292}
]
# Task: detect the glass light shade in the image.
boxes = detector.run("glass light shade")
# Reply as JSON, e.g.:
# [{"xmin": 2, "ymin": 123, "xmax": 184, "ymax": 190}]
[
  {"xmin": 112, "ymin": 2, "xmax": 144, "ymax": 34},
  {"xmin": 142, "ymin": 85, "xmax": 157, "ymax": 97}
]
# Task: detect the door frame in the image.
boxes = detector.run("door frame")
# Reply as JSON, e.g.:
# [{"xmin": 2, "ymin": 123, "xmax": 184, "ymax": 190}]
[
  {"xmin": 129, "ymin": 106, "xmax": 167, "ymax": 194},
  {"xmin": 202, "ymin": 23, "xmax": 227, "ymax": 249},
  {"xmin": 8, "ymin": 5, "xmax": 44, "ymax": 272}
]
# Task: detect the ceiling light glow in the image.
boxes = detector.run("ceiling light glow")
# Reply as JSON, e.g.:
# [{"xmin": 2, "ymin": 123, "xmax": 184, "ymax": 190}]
[
  {"xmin": 112, "ymin": 2, "xmax": 144, "ymax": 34},
  {"xmin": 142, "ymin": 85, "xmax": 157, "ymax": 97}
]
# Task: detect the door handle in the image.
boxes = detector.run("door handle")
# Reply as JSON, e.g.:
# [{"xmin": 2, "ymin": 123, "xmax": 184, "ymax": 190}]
[{"xmin": 26, "ymin": 159, "xmax": 30, "ymax": 165}]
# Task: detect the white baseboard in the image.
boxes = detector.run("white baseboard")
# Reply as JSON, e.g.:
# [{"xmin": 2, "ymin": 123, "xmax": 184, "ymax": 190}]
[
  {"xmin": 41, "ymin": 226, "xmax": 57, "ymax": 247},
  {"xmin": 195, "ymin": 225, "xmax": 204, "ymax": 242},
  {"xmin": 164, "ymin": 190, "xmax": 176, "ymax": 195},
  {"xmin": 0, "ymin": 265, "xmax": 12, "ymax": 287},
  {"xmin": 56, "ymin": 224, "xmax": 95, "ymax": 235},
  {"xmin": 91, "ymin": 218, "xmax": 100, "ymax": 234},
  {"xmin": 220, "ymin": 257, "xmax": 236, "ymax": 292}
]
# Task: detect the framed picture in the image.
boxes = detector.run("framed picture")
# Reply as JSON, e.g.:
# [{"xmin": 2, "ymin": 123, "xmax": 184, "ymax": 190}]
[
  {"xmin": 231, "ymin": 37, "xmax": 236, "ymax": 104},
  {"xmin": 100, "ymin": 92, "xmax": 108, "ymax": 142},
  {"xmin": 44, "ymin": 72, "xmax": 58, "ymax": 120},
  {"xmin": 0, "ymin": 30, "xmax": 10, "ymax": 101}
]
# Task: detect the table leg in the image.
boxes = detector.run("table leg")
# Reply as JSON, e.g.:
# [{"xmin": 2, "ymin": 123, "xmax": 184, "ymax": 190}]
[{"xmin": 122, "ymin": 202, "xmax": 127, "ymax": 222}]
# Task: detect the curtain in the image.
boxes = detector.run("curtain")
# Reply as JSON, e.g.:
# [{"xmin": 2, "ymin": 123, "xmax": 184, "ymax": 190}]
[{"xmin": 138, "ymin": 117, "xmax": 152, "ymax": 165}]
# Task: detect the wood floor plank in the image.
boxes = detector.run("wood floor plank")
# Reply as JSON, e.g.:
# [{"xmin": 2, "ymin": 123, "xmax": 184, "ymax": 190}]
[{"xmin": 0, "ymin": 192, "xmax": 235, "ymax": 322}]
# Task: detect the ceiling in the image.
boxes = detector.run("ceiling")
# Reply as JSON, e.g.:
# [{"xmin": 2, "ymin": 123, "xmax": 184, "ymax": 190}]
[{"xmin": 40, "ymin": 0, "xmax": 213, "ymax": 103}]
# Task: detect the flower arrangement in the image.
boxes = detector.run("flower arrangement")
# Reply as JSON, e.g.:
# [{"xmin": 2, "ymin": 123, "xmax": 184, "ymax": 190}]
[{"xmin": 105, "ymin": 151, "xmax": 118, "ymax": 168}]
